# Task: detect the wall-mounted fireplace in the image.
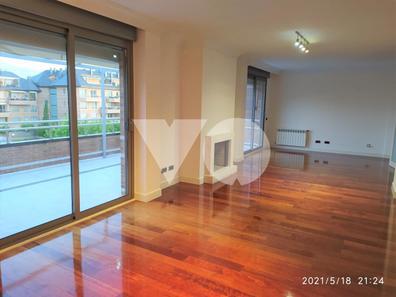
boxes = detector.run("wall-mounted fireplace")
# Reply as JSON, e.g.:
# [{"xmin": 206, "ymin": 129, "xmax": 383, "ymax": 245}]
[
  {"xmin": 205, "ymin": 132, "xmax": 237, "ymax": 184},
  {"xmin": 214, "ymin": 140, "xmax": 230, "ymax": 171}
]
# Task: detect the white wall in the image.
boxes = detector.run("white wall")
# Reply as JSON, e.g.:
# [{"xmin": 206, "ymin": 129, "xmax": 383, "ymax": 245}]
[
  {"xmin": 201, "ymin": 48, "xmax": 237, "ymax": 177},
  {"xmin": 133, "ymin": 32, "xmax": 239, "ymax": 195},
  {"xmin": 201, "ymin": 48, "xmax": 237, "ymax": 136},
  {"xmin": 133, "ymin": 30, "xmax": 183, "ymax": 201},
  {"xmin": 133, "ymin": 34, "xmax": 240, "ymax": 195},
  {"xmin": 266, "ymin": 65, "xmax": 396, "ymax": 158},
  {"xmin": 178, "ymin": 46, "xmax": 204, "ymax": 184},
  {"xmin": 178, "ymin": 47, "xmax": 238, "ymax": 183}
]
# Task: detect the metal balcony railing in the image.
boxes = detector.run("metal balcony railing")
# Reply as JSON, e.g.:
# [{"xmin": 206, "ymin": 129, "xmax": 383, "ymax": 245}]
[
  {"xmin": 0, "ymin": 118, "xmax": 121, "ymax": 145},
  {"xmin": 9, "ymin": 96, "xmax": 36, "ymax": 101}
]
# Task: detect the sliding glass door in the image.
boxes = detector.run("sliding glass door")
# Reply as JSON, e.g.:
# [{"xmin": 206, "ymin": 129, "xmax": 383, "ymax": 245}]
[
  {"xmin": 75, "ymin": 38, "xmax": 128, "ymax": 211},
  {"xmin": 0, "ymin": 13, "xmax": 132, "ymax": 246},
  {"xmin": 0, "ymin": 21, "xmax": 72, "ymax": 239},
  {"xmin": 244, "ymin": 75, "xmax": 267, "ymax": 154},
  {"xmin": 392, "ymin": 127, "xmax": 396, "ymax": 164}
]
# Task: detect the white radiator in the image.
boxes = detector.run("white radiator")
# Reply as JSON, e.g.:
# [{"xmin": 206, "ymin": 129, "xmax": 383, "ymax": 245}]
[{"xmin": 276, "ymin": 129, "xmax": 308, "ymax": 147}]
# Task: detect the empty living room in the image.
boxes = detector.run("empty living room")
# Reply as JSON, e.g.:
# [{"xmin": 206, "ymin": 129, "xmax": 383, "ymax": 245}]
[{"xmin": 0, "ymin": 0, "xmax": 395, "ymax": 296}]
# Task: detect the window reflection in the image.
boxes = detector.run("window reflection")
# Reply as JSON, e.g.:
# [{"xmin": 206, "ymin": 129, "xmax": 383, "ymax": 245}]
[
  {"xmin": 0, "ymin": 233, "xmax": 76, "ymax": 295},
  {"xmin": 0, "ymin": 213, "xmax": 124, "ymax": 297}
]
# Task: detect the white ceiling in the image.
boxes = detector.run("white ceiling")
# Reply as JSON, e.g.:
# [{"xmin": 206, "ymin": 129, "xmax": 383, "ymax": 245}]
[{"xmin": 107, "ymin": 0, "xmax": 396, "ymax": 70}]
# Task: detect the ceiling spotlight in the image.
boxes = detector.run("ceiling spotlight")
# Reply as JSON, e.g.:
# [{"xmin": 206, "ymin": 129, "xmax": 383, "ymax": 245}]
[
  {"xmin": 294, "ymin": 36, "xmax": 300, "ymax": 47},
  {"xmin": 294, "ymin": 31, "xmax": 310, "ymax": 54}
]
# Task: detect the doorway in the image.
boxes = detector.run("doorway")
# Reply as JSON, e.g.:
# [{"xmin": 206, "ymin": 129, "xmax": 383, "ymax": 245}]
[{"xmin": 244, "ymin": 66, "xmax": 269, "ymax": 154}]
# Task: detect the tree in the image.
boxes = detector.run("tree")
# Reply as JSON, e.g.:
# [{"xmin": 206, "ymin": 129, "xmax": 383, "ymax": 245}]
[
  {"xmin": 37, "ymin": 100, "xmax": 51, "ymax": 138},
  {"xmin": 43, "ymin": 100, "xmax": 49, "ymax": 121}
]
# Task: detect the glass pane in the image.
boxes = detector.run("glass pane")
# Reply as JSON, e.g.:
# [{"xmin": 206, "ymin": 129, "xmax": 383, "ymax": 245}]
[
  {"xmin": 75, "ymin": 38, "xmax": 127, "ymax": 211},
  {"xmin": 392, "ymin": 127, "xmax": 396, "ymax": 163},
  {"xmin": 0, "ymin": 21, "xmax": 72, "ymax": 238},
  {"xmin": 252, "ymin": 78, "xmax": 266, "ymax": 149},
  {"xmin": 244, "ymin": 78, "xmax": 255, "ymax": 152}
]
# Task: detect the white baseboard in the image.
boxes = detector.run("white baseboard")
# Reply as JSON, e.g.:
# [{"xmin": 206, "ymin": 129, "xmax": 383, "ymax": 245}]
[
  {"xmin": 179, "ymin": 175, "xmax": 204, "ymax": 185},
  {"xmin": 390, "ymin": 161, "xmax": 396, "ymax": 169},
  {"xmin": 134, "ymin": 188, "xmax": 162, "ymax": 203},
  {"xmin": 160, "ymin": 177, "xmax": 180, "ymax": 190},
  {"xmin": 271, "ymin": 145, "xmax": 389, "ymax": 159}
]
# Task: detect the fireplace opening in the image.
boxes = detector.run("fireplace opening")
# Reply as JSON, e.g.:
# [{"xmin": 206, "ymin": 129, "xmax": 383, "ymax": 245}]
[{"xmin": 214, "ymin": 140, "xmax": 230, "ymax": 171}]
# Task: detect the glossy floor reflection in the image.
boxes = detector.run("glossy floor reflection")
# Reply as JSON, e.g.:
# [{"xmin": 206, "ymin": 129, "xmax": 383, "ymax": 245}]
[{"xmin": 1, "ymin": 150, "xmax": 395, "ymax": 297}]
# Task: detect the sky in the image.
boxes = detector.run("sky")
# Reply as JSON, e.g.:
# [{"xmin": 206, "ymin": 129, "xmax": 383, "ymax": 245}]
[
  {"xmin": 0, "ymin": 53, "xmax": 119, "ymax": 79},
  {"xmin": 0, "ymin": 56, "xmax": 66, "ymax": 79}
]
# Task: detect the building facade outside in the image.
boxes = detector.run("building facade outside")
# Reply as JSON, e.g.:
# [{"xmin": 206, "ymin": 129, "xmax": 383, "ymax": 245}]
[
  {"xmin": 0, "ymin": 70, "xmax": 39, "ymax": 123},
  {"xmin": 0, "ymin": 66, "xmax": 121, "ymax": 124}
]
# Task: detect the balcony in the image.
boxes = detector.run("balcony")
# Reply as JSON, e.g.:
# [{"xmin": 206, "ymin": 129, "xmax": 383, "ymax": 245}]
[
  {"xmin": 106, "ymin": 108, "xmax": 120, "ymax": 114},
  {"xmin": 0, "ymin": 118, "xmax": 120, "ymax": 145},
  {"xmin": 0, "ymin": 153, "xmax": 122, "ymax": 238},
  {"xmin": 86, "ymin": 96, "xmax": 101, "ymax": 102},
  {"xmin": 8, "ymin": 98, "xmax": 36, "ymax": 105},
  {"xmin": 106, "ymin": 97, "xmax": 120, "ymax": 102},
  {"xmin": 104, "ymin": 79, "xmax": 120, "ymax": 87},
  {"xmin": 0, "ymin": 111, "xmax": 10, "ymax": 118},
  {"xmin": 0, "ymin": 118, "xmax": 123, "ymax": 237}
]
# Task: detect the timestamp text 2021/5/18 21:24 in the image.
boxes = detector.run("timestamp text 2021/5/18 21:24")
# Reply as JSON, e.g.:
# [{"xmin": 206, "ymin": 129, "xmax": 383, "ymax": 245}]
[{"xmin": 302, "ymin": 276, "xmax": 384, "ymax": 286}]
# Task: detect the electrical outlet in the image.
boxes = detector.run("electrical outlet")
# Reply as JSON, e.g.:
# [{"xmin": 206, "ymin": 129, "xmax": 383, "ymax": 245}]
[
  {"xmin": 161, "ymin": 167, "xmax": 167, "ymax": 174},
  {"xmin": 315, "ymin": 140, "xmax": 321, "ymax": 144},
  {"xmin": 168, "ymin": 165, "xmax": 174, "ymax": 171},
  {"xmin": 366, "ymin": 144, "xmax": 374, "ymax": 148},
  {"xmin": 324, "ymin": 141, "xmax": 330, "ymax": 144}
]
